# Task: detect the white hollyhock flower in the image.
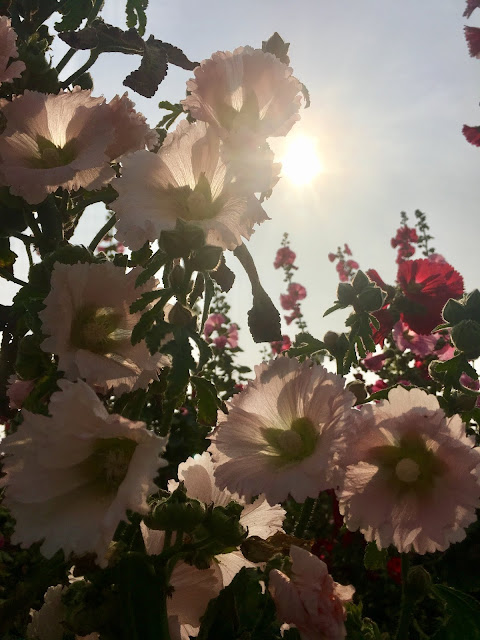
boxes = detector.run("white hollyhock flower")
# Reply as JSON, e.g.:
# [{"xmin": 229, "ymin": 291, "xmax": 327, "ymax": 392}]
[
  {"xmin": 0, "ymin": 16, "xmax": 25, "ymax": 86},
  {"xmin": 209, "ymin": 357, "xmax": 354, "ymax": 505},
  {"xmin": 111, "ymin": 120, "xmax": 268, "ymax": 251},
  {"xmin": 0, "ymin": 379, "xmax": 167, "ymax": 566},
  {"xmin": 168, "ymin": 451, "xmax": 285, "ymax": 586},
  {"xmin": 39, "ymin": 261, "xmax": 169, "ymax": 396},
  {"xmin": 27, "ymin": 584, "xmax": 99, "ymax": 640}
]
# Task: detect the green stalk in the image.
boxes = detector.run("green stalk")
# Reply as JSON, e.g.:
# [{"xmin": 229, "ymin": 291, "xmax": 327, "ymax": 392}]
[
  {"xmin": 88, "ymin": 214, "xmax": 117, "ymax": 252},
  {"xmin": 60, "ymin": 51, "xmax": 100, "ymax": 89},
  {"xmin": 0, "ymin": 268, "xmax": 28, "ymax": 287},
  {"xmin": 294, "ymin": 497, "xmax": 316, "ymax": 538},
  {"xmin": 395, "ymin": 555, "xmax": 413, "ymax": 640}
]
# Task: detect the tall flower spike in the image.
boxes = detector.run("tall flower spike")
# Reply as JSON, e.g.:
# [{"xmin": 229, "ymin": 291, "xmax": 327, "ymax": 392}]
[
  {"xmin": 209, "ymin": 357, "xmax": 354, "ymax": 505},
  {"xmin": 0, "ymin": 379, "xmax": 167, "ymax": 565},
  {"xmin": 335, "ymin": 386, "xmax": 480, "ymax": 554},
  {"xmin": 0, "ymin": 16, "xmax": 25, "ymax": 85},
  {"xmin": 111, "ymin": 120, "xmax": 268, "ymax": 251},
  {"xmin": 39, "ymin": 261, "xmax": 170, "ymax": 396}
]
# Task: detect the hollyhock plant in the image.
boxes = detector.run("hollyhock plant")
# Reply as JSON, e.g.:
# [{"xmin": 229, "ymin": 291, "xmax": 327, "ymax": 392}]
[
  {"xmin": 0, "ymin": 89, "xmax": 155, "ymax": 204},
  {"xmin": 182, "ymin": 46, "xmax": 303, "ymax": 144},
  {"xmin": 39, "ymin": 261, "xmax": 169, "ymax": 395},
  {"xmin": 397, "ymin": 258, "xmax": 464, "ymax": 334},
  {"xmin": 269, "ymin": 545, "xmax": 354, "ymax": 640},
  {"xmin": 336, "ymin": 386, "xmax": 480, "ymax": 554},
  {"xmin": 0, "ymin": 379, "xmax": 167, "ymax": 565},
  {"xmin": 0, "ymin": 16, "xmax": 25, "ymax": 85},
  {"xmin": 209, "ymin": 357, "xmax": 354, "ymax": 505},
  {"xmin": 111, "ymin": 120, "xmax": 268, "ymax": 251},
  {"xmin": 168, "ymin": 452, "xmax": 285, "ymax": 586}
]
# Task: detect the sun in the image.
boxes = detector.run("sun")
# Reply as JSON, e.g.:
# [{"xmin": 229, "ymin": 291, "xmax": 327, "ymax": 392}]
[{"xmin": 280, "ymin": 135, "xmax": 323, "ymax": 186}]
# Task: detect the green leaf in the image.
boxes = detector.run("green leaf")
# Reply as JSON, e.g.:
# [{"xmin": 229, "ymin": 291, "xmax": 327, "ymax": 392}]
[
  {"xmin": 135, "ymin": 250, "xmax": 168, "ymax": 287},
  {"xmin": 363, "ymin": 542, "xmax": 387, "ymax": 570},
  {"xmin": 162, "ymin": 328, "xmax": 195, "ymax": 402},
  {"xmin": 55, "ymin": 0, "xmax": 96, "ymax": 32},
  {"xmin": 126, "ymin": 0, "xmax": 148, "ymax": 36},
  {"xmin": 129, "ymin": 241, "xmax": 152, "ymax": 267},
  {"xmin": 248, "ymin": 288, "xmax": 281, "ymax": 343},
  {"xmin": 130, "ymin": 289, "xmax": 170, "ymax": 314},
  {"xmin": 323, "ymin": 302, "xmax": 344, "ymax": 317},
  {"xmin": 124, "ymin": 35, "xmax": 168, "ymax": 97},
  {"xmin": 288, "ymin": 332, "xmax": 326, "ymax": 359},
  {"xmin": 59, "ymin": 19, "xmax": 145, "ymax": 54},
  {"xmin": 191, "ymin": 376, "xmax": 226, "ymax": 425},
  {"xmin": 432, "ymin": 585, "xmax": 480, "ymax": 639}
]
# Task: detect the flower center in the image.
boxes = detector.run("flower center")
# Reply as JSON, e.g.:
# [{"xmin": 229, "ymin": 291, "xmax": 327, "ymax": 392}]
[
  {"xmin": 70, "ymin": 305, "xmax": 127, "ymax": 355},
  {"xmin": 262, "ymin": 416, "xmax": 317, "ymax": 468},
  {"xmin": 29, "ymin": 135, "xmax": 77, "ymax": 169},
  {"xmin": 395, "ymin": 457, "xmax": 420, "ymax": 483},
  {"xmin": 168, "ymin": 173, "xmax": 224, "ymax": 222},
  {"xmin": 83, "ymin": 437, "xmax": 137, "ymax": 493},
  {"xmin": 368, "ymin": 431, "xmax": 446, "ymax": 495}
]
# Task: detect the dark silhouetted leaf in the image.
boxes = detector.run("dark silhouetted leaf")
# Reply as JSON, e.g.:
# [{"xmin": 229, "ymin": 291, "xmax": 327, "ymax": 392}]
[{"xmin": 59, "ymin": 19, "xmax": 144, "ymax": 54}]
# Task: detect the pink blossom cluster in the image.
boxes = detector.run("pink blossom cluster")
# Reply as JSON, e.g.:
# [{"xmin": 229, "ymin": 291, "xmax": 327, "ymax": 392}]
[
  {"xmin": 390, "ymin": 224, "xmax": 418, "ymax": 263},
  {"xmin": 328, "ymin": 244, "xmax": 359, "ymax": 282},
  {"xmin": 204, "ymin": 313, "xmax": 239, "ymax": 349}
]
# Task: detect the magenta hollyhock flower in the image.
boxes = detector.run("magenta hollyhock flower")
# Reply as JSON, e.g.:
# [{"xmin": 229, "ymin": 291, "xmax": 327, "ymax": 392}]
[
  {"xmin": 274, "ymin": 246, "xmax": 297, "ymax": 269},
  {"xmin": 465, "ymin": 25, "xmax": 480, "ymax": 58},
  {"xmin": 204, "ymin": 313, "xmax": 227, "ymax": 338},
  {"xmin": 0, "ymin": 16, "xmax": 25, "ymax": 85},
  {"xmin": 271, "ymin": 335, "xmax": 292, "ymax": 355},
  {"xmin": 336, "ymin": 387, "xmax": 480, "ymax": 554},
  {"xmin": 209, "ymin": 357, "xmax": 354, "ymax": 505},
  {"xmin": 362, "ymin": 352, "xmax": 388, "ymax": 372},
  {"xmin": 464, "ymin": 0, "xmax": 480, "ymax": 18},
  {"xmin": 269, "ymin": 545, "xmax": 354, "ymax": 640},
  {"xmin": 462, "ymin": 124, "xmax": 480, "ymax": 147},
  {"xmin": 397, "ymin": 258, "xmax": 464, "ymax": 335}
]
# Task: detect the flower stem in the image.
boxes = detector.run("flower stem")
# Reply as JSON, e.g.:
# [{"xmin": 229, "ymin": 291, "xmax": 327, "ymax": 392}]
[
  {"xmin": 56, "ymin": 48, "xmax": 77, "ymax": 74},
  {"xmin": 395, "ymin": 554, "xmax": 413, "ymax": 640},
  {"xmin": 0, "ymin": 268, "xmax": 28, "ymax": 287},
  {"xmin": 88, "ymin": 214, "xmax": 117, "ymax": 252},
  {"xmin": 60, "ymin": 51, "xmax": 100, "ymax": 89},
  {"xmin": 294, "ymin": 496, "xmax": 316, "ymax": 538}
]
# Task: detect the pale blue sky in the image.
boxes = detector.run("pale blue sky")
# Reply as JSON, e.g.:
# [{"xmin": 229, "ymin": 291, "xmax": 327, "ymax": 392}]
[{"xmin": 3, "ymin": 0, "xmax": 480, "ymax": 366}]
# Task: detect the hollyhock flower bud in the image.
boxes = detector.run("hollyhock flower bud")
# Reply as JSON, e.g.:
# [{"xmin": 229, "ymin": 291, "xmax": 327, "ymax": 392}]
[
  {"xmin": 0, "ymin": 379, "xmax": 167, "ymax": 565},
  {"xmin": 336, "ymin": 387, "xmax": 480, "ymax": 554},
  {"xmin": 451, "ymin": 319, "xmax": 480, "ymax": 359},
  {"xmin": 0, "ymin": 17, "xmax": 25, "ymax": 86},
  {"xmin": 209, "ymin": 357, "xmax": 354, "ymax": 505},
  {"xmin": 269, "ymin": 545, "xmax": 354, "ymax": 640}
]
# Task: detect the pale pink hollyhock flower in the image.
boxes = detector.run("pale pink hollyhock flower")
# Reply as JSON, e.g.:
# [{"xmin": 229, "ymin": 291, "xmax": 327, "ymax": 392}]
[
  {"xmin": 182, "ymin": 47, "xmax": 302, "ymax": 143},
  {"xmin": 209, "ymin": 357, "xmax": 354, "ymax": 505},
  {"xmin": 0, "ymin": 379, "xmax": 166, "ymax": 565},
  {"xmin": 168, "ymin": 452, "xmax": 285, "ymax": 586},
  {"xmin": 269, "ymin": 545, "xmax": 354, "ymax": 640},
  {"xmin": 0, "ymin": 90, "xmax": 115, "ymax": 204},
  {"xmin": 393, "ymin": 321, "xmax": 454, "ymax": 361},
  {"xmin": 27, "ymin": 584, "xmax": 99, "ymax": 640},
  {"xmin": 111, "ymin": 120, "xmax": 268, "ymax": 251},
  {"xmin": 0, "ymin": 16, "xmax": 25, "ymax": 85},
  {"xmin": 336, "ymin": 386, "xmax": 480, "ymax": 554},
  {"xmin": 39, "ymin": 261, "xmax": 169, "ymax": 396},
  {"xmin": 6, "ymin": 375, "xmax": 35, "ymax": 409},
  {"xmin": 106, "ymin": 92, "xmax": 158, "ymax": 160},
  {"xmin": 0, "ymin": 89, "xmax": 155, "ymax": 204}
]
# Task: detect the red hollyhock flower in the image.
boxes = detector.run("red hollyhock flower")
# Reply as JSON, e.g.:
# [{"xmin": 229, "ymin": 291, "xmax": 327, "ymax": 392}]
[
  {"xmin": 366, "ymin": 269, "xmax": 389, "ymax": 292},
  {"xmin": 274, "ymin": 246, "xmax": 296, "ymax": 269},
  {"xmin": 271, "ymin": 335, "xmax": 292, "ymax": 354},
  {"xmin": 463, "ymin": 124, "xmax": 480, "ymax": 147},
  {"xmin": 288, "ymin": 282, "xmax": 307, "ymax": 300},
  {"xmin": 371, "ymin": 308, "xmax": 395, "ymax": 345},
  {"xmin": 465, "ymin": 26, "xmax": 480, "ymax": 58},
  {"xmin": 464, "ymin": 0, "xmax": 480, "ymax": 18},
  {"xmin": 328, "ymin": 252, "xmax": 336, "ymax": 262},
  {"xmin": 397, "ymin": 259, "xmax": 464, "ymax": 335},
  {"xmin": 285, "ymin": 306, "xmax": 301, "ymax": 325}
]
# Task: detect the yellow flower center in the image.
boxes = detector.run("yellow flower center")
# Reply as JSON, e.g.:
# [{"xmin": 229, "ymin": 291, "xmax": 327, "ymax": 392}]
[
  {"xmin": 83, "ymin": 437, "xmax": 137, "ymax": 493},
  {"xmin": 29, "ymin": 135, "xmax": 78, "ymax": 169},
  {"xmin": 395, "ymin": 457, "xmax": 421, "ymax": 483},
  {"xmin": 262, "ymin": 417, "xmax": 318, "ymax": 468},
  {"xmin": 70, "ymin": 305, "xmax": 128, "ymax": 355}
]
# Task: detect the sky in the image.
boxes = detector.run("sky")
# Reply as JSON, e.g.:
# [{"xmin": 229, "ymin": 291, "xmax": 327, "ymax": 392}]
[{"xmin": 3, "ymin": 0, "xmax": 480, "ymax": 368}]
